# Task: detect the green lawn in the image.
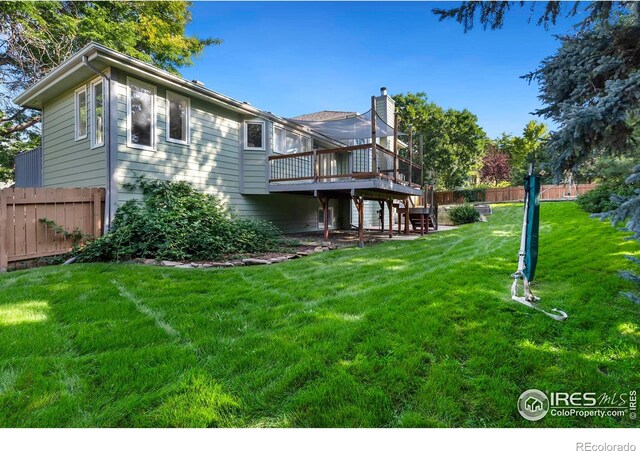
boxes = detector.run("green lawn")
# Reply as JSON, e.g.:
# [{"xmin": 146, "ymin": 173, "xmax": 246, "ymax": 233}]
[{"xmin": 0, "ymin": 202, "xmax": 638, "ymax": 427}]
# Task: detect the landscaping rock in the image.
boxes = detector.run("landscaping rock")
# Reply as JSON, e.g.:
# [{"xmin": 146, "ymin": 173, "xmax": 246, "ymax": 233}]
[
  {"xmin": 161, "ymin": 260, "xmax": 180, "ymax": 267},
  {"xmin": 175, "ymin": 264, "xmax": 195, "ymax": 269},
  {"xmin": 475, "ymin": 204, "xmax": 493, "ymax": 216},
  {"xmin": 242, "ymin": 258, "xmax": 272, "ymax": 265},
  {"xmin": 208, "ymin": 262, "xmax": 234, "ymax": 268},
  {"xmin": 314, "ymin": 246, "xmax": 324, "ymax": 253},
  {"xmin": 269, "ymin": 257, "xmax": 290, "ymax": 263},
  {"xmin": 321, "ymin": 241, "xmax": 332, "ymax": 247}
]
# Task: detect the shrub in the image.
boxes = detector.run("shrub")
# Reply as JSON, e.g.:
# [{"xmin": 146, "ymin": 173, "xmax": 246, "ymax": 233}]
[
  {"xmin": 448, "ymin": 203, "xmax": 481, "ymax": 225},
  {"xmin": 576, "ymin": 184, "xmax": 636, "ymax": 214},
  {"xmin": 77, "ymin": 177, "xmax": 281, "ymax": 262},
  {"xmin": 453, "ymin": 188, "xmax": 486, "ymax": 203}
]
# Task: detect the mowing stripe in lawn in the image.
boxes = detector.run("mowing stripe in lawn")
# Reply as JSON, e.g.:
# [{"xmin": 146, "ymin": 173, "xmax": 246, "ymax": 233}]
[{"xmin": 112, "ymin": 279, "xmax": 184, "ymax": 343}]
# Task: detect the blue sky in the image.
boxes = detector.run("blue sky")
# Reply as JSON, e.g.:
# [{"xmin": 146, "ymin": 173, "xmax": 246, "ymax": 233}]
[{"xmin": 183, "ymin": 1, "xmax": 580, "ymax": 138}]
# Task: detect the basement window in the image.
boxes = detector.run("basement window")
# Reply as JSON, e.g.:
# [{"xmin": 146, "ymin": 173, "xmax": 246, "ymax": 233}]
[
  {"xmin": 127, "ymin": 77, "xmax": 156, "ymax": 151},
  {"xmin": 244, "ymin": 120, "xmax": 265, "ymax": 150},
  {"xmin": 317, "ymin": 207, "xmax": 334, "ymax": 229},
  {"xmin": 166, "ymin": 91, "xmax": 190, "ymax": 145},
  {"xmin": 75, "ymin": 86, "xmax": 87, "ymax": 141}
]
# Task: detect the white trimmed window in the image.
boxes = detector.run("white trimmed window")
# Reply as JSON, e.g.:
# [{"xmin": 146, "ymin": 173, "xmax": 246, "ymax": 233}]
[
  {"xmin": 127, "ymin": 77, "xmax": 156, "ymax": 150},
  {"xmin": 273, "ymin": 125, "xmax": 312, "ymax": 154},
  {"xmin": 274, "ymin": 125, "xmax": 285, "ymax": 154},
  {"xmin": 75, "ymin": 86, "xmax": 87, "ymax": 140},
  {"xmin": 166, "ymin": 91, "xmax": 190, "ymax": 145},
  {"xmin": 91, "ymin": 79, "xmax": 104, "ymax": 148},
  {"xmin": 244, "ymin": 120, "xmax": 265, "ymax": 150}
]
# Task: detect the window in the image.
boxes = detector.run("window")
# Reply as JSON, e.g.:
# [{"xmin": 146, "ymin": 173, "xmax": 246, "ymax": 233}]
[
  {"xmin": 274, "ymin": 126, "xmax": 285, "ymax": 153},
  {"xmin": 285, "ymin": 131, "xmax": 300, "ymax": 153},
  {"xmin": 127, "ymin": 78, "xmax": 156, "ymax": 150},
  {"xmin": 302, "ymin": 136, "xmax": 312, "ymax": 152},
  {"xmin": 273, "ymin": 125, "xmax": 312, "ymax": 154},
  {"xmin": 91, "ymin": 79, "xmax": 104, "ymax": 148},
  {"xmin": 318, "ymin": 207, "xmax": 334, "ymax": 229},
  {"xmin": 244, "ymin": 120, "xmax": 265, "ymax": 150},
  {"xmin": 75, "ymin": 86, "xmax": 87, "ymax": 140},
  {"xmin": 166, "ymin": 91, "xmax": 190, "ymax": 145}
]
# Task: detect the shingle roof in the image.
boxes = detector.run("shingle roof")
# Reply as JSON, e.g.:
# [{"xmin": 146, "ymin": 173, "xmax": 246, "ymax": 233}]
[{"xmin": 291, "ymin": 110, "xmax": 358, "ymax": 121}]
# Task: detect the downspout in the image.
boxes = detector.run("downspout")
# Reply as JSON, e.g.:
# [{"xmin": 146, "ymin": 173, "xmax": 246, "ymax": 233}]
[{"xmin": 82, "ymin": 56, "xmax": 112, "ymax": 233}]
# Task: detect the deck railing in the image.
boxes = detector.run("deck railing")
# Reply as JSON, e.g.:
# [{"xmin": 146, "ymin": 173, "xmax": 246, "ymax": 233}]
[{"xmin": 268, "ymin": 143, "xmax": 423, "ymax": 188}]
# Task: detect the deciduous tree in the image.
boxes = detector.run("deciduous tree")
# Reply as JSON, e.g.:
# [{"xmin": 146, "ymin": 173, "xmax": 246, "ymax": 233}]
[
  {"xmin": 393, "ymin": 92, "xmax": 487, "ymax": 189},
  {"xmin": 0, "ymin": 1, "xmax": 221, "ymax": 182}
]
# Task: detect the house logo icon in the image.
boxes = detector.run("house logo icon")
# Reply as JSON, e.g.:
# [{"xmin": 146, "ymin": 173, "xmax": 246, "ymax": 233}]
[{"xmin": 518, "ymin": 389, "xmax": 549, "ymax": 421}]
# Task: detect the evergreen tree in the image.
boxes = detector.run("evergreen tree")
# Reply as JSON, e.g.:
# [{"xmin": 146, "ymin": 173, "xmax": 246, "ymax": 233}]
[{"xmin": 435, "ymin": 1, "xmax": 640, "ymax": 302}]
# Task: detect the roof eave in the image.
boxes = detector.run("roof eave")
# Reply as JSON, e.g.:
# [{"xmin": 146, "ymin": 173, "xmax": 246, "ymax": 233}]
[{"xmin": 14, "ymin": 42, "xmax": 343, "ymax": 147}]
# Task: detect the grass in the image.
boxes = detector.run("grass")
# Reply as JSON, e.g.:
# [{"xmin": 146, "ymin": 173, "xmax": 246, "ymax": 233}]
[{"xmin": 0, "ymin": 202, "xmax": 639, "ymax": 427}]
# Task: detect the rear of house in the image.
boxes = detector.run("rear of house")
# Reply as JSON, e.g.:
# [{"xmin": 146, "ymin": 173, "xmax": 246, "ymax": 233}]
[{"xmin": 14, "ymin": 43, "xmax": 424, "ymax": 235}]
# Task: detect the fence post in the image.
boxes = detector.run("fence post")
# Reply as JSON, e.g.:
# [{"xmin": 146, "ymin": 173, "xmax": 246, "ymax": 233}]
[
  {"xmin": 0, "ymin": 193, "xmax": 7, "ymax": 272},
  {"xmin": 93, "ymin": 189, "xmax": 103, "ymax": 238}
]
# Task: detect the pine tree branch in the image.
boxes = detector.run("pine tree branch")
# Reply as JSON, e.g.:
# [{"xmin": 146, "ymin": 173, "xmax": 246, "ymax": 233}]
[{"xmin": 0, "ymin": 116, "xmax": 41, "ymax": 135}]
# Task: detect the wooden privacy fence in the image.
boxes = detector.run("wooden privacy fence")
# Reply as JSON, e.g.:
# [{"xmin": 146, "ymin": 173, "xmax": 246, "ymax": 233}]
[
  {"xmin": 435, "ymin": 183, "xmax": 598, "ymax": 205},
  {"xmin": 0, "ymin": 187, "xmax": 105, "ymax": 271}
]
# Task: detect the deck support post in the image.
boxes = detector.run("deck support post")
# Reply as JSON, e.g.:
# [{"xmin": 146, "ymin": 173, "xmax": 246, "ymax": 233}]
[
  {"xmin": 353, "ymin": 196, "xmax": 364, "ymax": 248},
  {"xmin": 316, "ymin": 195, "xmax": 330, "ymax": 241},
  {"xmin": 378, "ymin": 200, "xmax": 385, "ymax": 232},
  {"xmin": 387, "ymin": 199, "xmax": 393, "ymax": 239},
  {"xmin": 421, "ymin": 187, "xmax": 427, "ymax": 236},
  {"xmin": 371, "ymin": 96, "xmax": 377, "ymax": 178},
  {"xmin": 404, "ymin": 197, "xmax": 410, "ymax": 235},
  {"xmin": 322, "ymin": 197, "xmax": 329, "ymax": 242}
]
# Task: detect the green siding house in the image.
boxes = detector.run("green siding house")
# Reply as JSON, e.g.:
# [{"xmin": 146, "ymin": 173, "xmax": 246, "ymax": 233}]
[{"xmin": 15, "ymin": 43, "xmax": 424, "ymax": 236}]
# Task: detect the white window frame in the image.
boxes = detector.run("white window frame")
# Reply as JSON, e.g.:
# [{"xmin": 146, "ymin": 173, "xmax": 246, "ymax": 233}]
[
  {"xmin": 272, "ymin": 124, "xmax": 313, "ymax": 155},
  {"xmin": 126, "ymin": 76, "xmax": 156, "ymax": 151},
  {"xmin": 166, "ymin": 91, "xmax": 190, "ymax": 146},
  {"xmin": 244, "ymin": 120, "xmax": 265, "ymax": 150},
  {"xmin": 318, "ymin": 207, "xmax": 335, "ymax": 229},
  {"xmin": 90, "ymin": 78, "xmax": 105, "ymax": 149},
  {"xmin": 74, "ymin": 85, "xmax": 88, "ymax": 141},
  {"xmin": 273, "ymin": 124, "xmax": 285, "ymax": 155}
]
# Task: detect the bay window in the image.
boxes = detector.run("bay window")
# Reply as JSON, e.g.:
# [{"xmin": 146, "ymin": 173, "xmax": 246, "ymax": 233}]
[
  {"xmin": 91, "ymin": 79, "xmax": 104, "ymax": 148},
  {"xmin": 127, "ymin": 78, "xmax": 156, "ymax": 150},
  {"xmin": 75, "ymin": 86, "xmax": 87, "ymax": 140},
  {"xmin": 166, "ymin": 91, "xmax": 190, "ymax": 145}
]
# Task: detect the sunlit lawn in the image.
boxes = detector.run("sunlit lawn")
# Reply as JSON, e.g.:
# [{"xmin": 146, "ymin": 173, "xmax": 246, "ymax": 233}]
[{"xmin": 0, "ymin": 202, "xmax": 638, "ymax": 427}]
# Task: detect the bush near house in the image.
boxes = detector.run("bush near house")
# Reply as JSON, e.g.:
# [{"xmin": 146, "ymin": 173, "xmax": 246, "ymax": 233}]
[
  {"xmin": 447, "ymin": 203, "xmax": 481, "ymax": 225},
  {"xmin": 77, "ymin": 177, "xmax": 281, "ymax": 262}
]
